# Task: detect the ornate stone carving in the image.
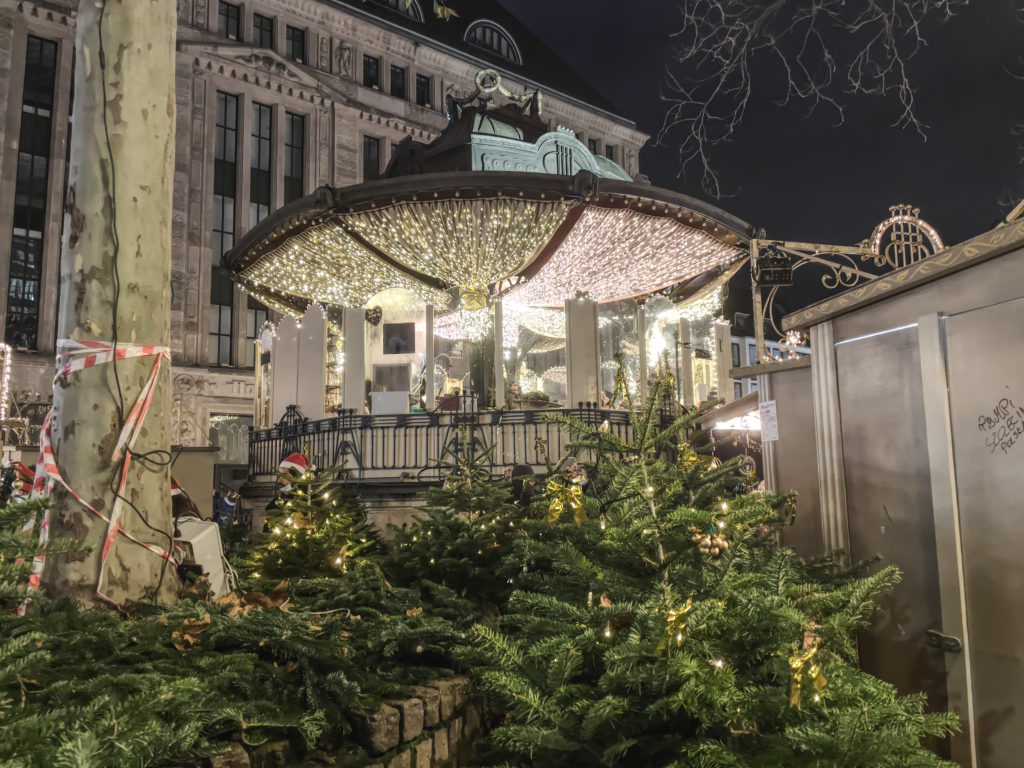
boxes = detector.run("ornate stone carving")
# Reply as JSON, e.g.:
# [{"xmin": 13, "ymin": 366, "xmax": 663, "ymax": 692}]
[
  {"xmin": 319, "ymin": 35, "xmax": 330, "ymax": 71},
  {"xmin": 334, "ymin": 40, "xmax": 353, "ymax": 77}
]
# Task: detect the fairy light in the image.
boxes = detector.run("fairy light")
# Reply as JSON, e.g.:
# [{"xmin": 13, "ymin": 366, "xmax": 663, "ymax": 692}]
[
  {"xmin": 0, "ymin": 344, "xmax": 11, "ymax": 423},
  {"xmin": 342, "ymin": 198, "xmax": 570, "ymax": 287},
  {"xmin": 434, "ymin": 307, "xmax": 492, "ymax": 341},
  {"xmin": 506, "ymin": 207, "xmax": 743, "ymax": 307},
  {"xmin": 502, "ymin": 302, "xmax": 566, "ymax": 345},
  {"xmin": 239, "ymin": 222, "xmax": 447, "ymax": 309}
]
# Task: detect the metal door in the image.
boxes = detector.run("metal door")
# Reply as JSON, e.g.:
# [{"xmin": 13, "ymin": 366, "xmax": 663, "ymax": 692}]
[
  {"xmin": 835, "ymin": 326, "xmax": 949, "ymax": 723},
  {"xmin": 944, "ymin": 297, "xmax": 1024, "ymax": 767}
]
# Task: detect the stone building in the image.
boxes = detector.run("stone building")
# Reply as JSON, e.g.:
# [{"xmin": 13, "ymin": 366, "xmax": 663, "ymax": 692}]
[{"xmin": 0, "ymin": 0, "xmax": 648, "ymax": 466}]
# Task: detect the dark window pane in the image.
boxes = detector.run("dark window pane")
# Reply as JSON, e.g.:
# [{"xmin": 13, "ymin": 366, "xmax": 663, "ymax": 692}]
[
  {"xmin": 250, "ymin": 101, "xmax": 272, "ymax": 226},
  {"xmin": 390, "ymin": 65, "xmax": 406, "ymax": 99},
  {"xmin": 284, "ymin": 112, "xmax": 305, "ymax": 203},
  {"xmin": 465, "ymin": 22, "xmax": 521, "ymax": 65},
  {"xmin": 286, "ymin": 26, "xmax": 306, "ymax": 63},
  {"xmin": 253, "ymin": 14, "xmax": 274, "ymax": 48},
  {"xmin": 587, "ymin": 138, "xmax": 598, "ymax": 154},
  {"xmin": 218, "ymin": 1, "xmax": 240, "ymax": 40},
  {"xmin": 363, "ymin": 135, "xmax": 380, "ymax": 182},
  {"xmin": 209, "ymin": 269, "xmax": 234, "ymax": 365},
  {"xmin": 6, "ymin": 35, "xmax": 57, "ymax": 349},
  {"xmin": 363, "ymin": 55, "xmax": 380, "ymax": 89},
  {"xmin": 415, "ymin": 74, "xmax": 432, "ymax": 107},
  {"xmin": 605, "ymin": 144, "xmax": 615, "ymax": 161}
]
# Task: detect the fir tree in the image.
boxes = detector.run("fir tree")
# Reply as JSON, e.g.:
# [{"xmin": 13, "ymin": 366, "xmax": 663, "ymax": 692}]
[
  {"xmin": 246, "ymin": 466, "xmax": 377, "ymax": 579},
  {"xmin": 386, "ymin": 435, "xmax": 526, "ymax": 610},
  {"xmin": 465, "ymin": 382, "xmax": 959, "ymax": 768}
]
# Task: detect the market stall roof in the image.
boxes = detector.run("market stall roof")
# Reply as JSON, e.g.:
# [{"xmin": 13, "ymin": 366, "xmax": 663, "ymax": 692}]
[{"xmin": 224, "ymin": 171, "xmax": 753, "ymax": 316}]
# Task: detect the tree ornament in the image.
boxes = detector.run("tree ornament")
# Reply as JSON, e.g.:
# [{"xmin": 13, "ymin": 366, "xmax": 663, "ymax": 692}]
[
  {"xmin": 545, "ymin": 479, "xmax": 585, "ymax": 525},
  {"xmin": 656, "ymin": 598, "xmax": 693, "ymax": 655},
  {"xmin": 689, "ymin": 523, "xmax": 730, "ymax": 558},
  {"xmin": 788, "ymin": 641, "xmax": 827, "ymax": 708}
]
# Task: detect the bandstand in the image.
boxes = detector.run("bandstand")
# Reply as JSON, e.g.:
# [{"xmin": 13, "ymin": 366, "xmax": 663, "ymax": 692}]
[{"xmin": 224, "ymin": 74, "xmax": 752, "ymax": 486}]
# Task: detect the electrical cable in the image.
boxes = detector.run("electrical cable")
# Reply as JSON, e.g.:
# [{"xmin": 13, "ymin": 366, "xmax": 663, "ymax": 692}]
[{"xmin": 96, "ymin": 0, "xmax": 171, "ymax": 600}]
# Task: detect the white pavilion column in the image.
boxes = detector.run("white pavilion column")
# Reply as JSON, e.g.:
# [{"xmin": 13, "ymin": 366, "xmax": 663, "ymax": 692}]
[
  {"xmin": 342, "ymin": 306, "xmax": 366, "ymax": 413},
  {"xmin": 565, "ymin": 296, "xmax": 600, "ymax": 407},
  {"xmin": 295, "ymin": 306, "xmax": 327, "ymax": 420},
  {"xmin": 637, "ymin": 302, "xmax": 648, "ymax": 403},
  {"xmin": 424, "ymin": 304, "xmax": 435, "ymax": 409},
  {"xmin": 493, "ymin": 298, "xmax": 505, "ymax": 409},
  {"xmin": 270, "ymin": 315, "xmax": 299, "ymax": 424},
  {"xmin": 714, "ymin": 321, "xmax": 733, "ymax": 403},
  {"xmin": 678, "ymin": 317, "xmax": 695, "ymax": 406}
]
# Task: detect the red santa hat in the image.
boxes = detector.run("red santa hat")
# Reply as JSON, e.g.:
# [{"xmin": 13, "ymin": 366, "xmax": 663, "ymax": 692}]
[
  {"xmin": 171, "ymin": 476, "xmax": 184, "ymax": 497},
  {"xmin": 278, "ymin": 452, "xmax": 308, "ymax": 476},
  {"xmin": 11, "ymin": 461, "xmax": 34, "ymax": 481}
]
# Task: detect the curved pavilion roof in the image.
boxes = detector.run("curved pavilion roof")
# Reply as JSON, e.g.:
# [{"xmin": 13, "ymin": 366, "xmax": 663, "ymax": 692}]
[{"xmin": 223, "ymin": 170, "xmax": 753, "ymax": 317}]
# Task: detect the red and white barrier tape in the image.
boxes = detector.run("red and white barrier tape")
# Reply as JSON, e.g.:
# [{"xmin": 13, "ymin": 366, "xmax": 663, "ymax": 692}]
[{"xmin": 25, "ymin": 339, "xmax": 176, "ymax": 607}]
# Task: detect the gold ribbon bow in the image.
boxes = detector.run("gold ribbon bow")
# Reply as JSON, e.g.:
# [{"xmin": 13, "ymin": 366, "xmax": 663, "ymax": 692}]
[
  {"xmin": 788, "ymin": 642, "xmax": 826, "ymax": 708},
  {"xmin": 545, "ymin": 479, "xmax": 585, "ymax": 525},
  {"xmin": 656, "ymin": 598, "xmax": 693, "ymax": 655}
]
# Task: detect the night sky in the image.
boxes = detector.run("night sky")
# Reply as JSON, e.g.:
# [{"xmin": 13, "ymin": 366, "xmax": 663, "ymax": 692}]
[{"xmin": 498, "ymin": 0, "xmax": 1023, "ymax": 249}]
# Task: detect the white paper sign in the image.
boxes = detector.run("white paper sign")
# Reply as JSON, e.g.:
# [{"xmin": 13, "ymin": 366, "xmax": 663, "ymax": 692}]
[{"xmin": 759, "ymin": 400, "xmax": 780, "ymax": 442}]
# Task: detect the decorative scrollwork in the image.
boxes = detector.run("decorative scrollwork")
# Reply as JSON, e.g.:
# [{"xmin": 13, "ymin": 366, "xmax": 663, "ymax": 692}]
[{"xmin": 866, "ymin": 204, "xmax": 943, "ymax": 269}]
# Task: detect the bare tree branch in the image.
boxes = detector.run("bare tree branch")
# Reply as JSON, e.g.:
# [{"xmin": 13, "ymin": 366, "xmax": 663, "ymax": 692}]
[{"xmin": 658, "ymin": 0, "xmax": 970, "ymax": 198}]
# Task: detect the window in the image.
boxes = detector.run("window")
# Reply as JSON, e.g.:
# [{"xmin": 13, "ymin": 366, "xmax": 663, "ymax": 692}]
[
  {"xmin": 390, "ymin": 65, "xmax": 406, "ymax": 99},
  {"xmin": 587, "ymin": 138, "xmax": 598, "ymax": 154},
  {"xmin": 6, "ymin": 35, "xmax": 57, "ymax": 349},
  {"xmin": 363, "ymin": 55, "xmax": 380, "ymax": 89},
  {"xmin": 210, "ymin": 91, "xmax": 238, "ymax": 366},
  {"xmin": 253, "ymin": 13, "xmax": 274, "ymax": 49},
  {"xmin": 363, "ymin": 135, "xmax": 381, "ymax": 182},
  {"xmin": 605, "ymin": 144, "xmax": 616, "ymax": 161},
  {"xmin": 286, "ymin": 26, "xmax": 306, "ymax": 63},
  {"xmin": 250, "ymin": 102, "xmax": 272, "ymax": 227},
  {"xmin": 212, "ymin": 92, "xmax": 238, "ymax": 261},
  {"xmin": 376, "ymin": 0, "xmax": 424, "ymax": 21},
  {"xmin": 383, "ymin": 322, "xmax": 415, "ymax": 354},
  {"xmin": 244, "ymin": 296, "xmax": 269, "ymax": 368},
  {"xmin": 747, "ymin": 343, "xmax": 757, "ymax": 365},
  {"xmin": 284, "ymin": 112, "xmax": 305, "ymax": 203},
  {"xmin": 734, "ymin": 382, "xmax": 743, "ymax": 400},
  {"xmin": 750, "ymin": 380, "xmax": 758, "ymax": 392},
  {"xmin": 464, "ymin": 20, "xmax": 522, "ymax": 65},
  {"xmin": 208, "ymin": 270, "xmax": 235, "ymax": 366},
  {"xmin": 415, "ymin": 74, "xmax": 432, "ymax": 107},
  {"xmin": 218, "ymin": 1, "xmax": 241, "ymax": 41},
  {"xmin": 731, "ymin": 342, "xmax": 740, "ymax": 368}
]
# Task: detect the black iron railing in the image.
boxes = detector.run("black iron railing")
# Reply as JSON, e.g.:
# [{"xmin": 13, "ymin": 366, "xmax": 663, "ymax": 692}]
[{"xmin": 249, "ymin": 397, "xmax": 643, "ymax": 483}]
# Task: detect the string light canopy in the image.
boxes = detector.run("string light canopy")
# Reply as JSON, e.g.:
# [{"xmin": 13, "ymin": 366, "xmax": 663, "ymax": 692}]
[
  {"xmin": 224, "ymin": 172, "xmax": 751, "ymax": 319},
  {"xmin": 505, "ymin": 206, "xmax": 744, "ymax": 307},
  {"xmin": 342, "ymin": 198, "xmax": 570, "ymax": 290},
  {"xmin": 236, "ymin": 222, "xmax": 448, "ymax": 313}
]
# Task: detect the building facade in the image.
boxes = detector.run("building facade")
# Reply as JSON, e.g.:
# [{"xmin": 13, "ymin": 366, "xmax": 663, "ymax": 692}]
[{"xmin": 0, "ymin": 0, "xmax": 648, "ymax": 460}]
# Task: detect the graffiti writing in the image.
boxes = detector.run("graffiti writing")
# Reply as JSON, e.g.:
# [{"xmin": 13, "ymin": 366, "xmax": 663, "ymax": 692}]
[{"xmin": 978, "ymin": 398, "xmax": 1024, "ymax": 456}]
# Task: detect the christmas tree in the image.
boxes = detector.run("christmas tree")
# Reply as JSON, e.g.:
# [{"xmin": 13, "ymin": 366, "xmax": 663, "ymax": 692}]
[
  {"xmin": 386, "ymin": 426, "xmax": 527, "ymax": 611},
  {"xmin": 464, "ymin": 381, "xmax": 958, "ymax": 767},
  {"xmin": 246, "ymin": 465, "xmax": 377, "ymax": 580}
]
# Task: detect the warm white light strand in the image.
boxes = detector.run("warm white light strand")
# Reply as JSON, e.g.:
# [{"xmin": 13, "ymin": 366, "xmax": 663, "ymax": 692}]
[{"xmin": 506, "ymin": 207, "xmax": 742, "ymax": 307}]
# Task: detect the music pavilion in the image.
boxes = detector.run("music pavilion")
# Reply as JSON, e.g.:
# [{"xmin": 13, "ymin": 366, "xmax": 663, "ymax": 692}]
[{"xmin": 225, "ymin": 75, "xmax": 753, "ymax": 484}]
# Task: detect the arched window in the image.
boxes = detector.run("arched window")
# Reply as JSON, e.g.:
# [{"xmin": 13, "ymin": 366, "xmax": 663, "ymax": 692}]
[
  {"xmin": 464, "ymin": 20, "xmax": 522, "ymax": 65},
  {"xmin": 376, "ymin": 0, "xmax": 424, "ymax": 22}
]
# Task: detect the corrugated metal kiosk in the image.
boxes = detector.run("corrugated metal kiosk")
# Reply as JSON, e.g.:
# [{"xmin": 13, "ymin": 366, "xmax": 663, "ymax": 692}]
[{"xmin": 747, "ymin": 216, "xmax": 1024, "ymax": 767}]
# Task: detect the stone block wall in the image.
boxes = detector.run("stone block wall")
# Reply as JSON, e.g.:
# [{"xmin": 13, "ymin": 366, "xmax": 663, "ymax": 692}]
[{"xmin": 209, "ymin": 676, "xmax": 484, "ymax": 768}]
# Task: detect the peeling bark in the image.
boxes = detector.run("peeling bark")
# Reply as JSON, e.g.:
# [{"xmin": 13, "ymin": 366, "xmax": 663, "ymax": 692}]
[{"xmin": 44, "ymin": 0, "xmax": 177, "ymax": 607}]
